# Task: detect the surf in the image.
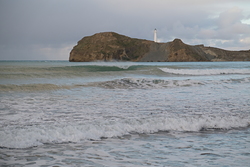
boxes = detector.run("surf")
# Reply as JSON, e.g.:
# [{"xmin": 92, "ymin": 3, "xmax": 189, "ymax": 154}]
[
  {"xmin": 86, "ymin": 77, "xmax": 250, "ymax": 89},
  {"xmin": 159, "ymin": 68, "xmax": 250, "ymax": 75},
  {"xmin": 1, "ymin": 114, "xmax": 249, "ymax": 149}
]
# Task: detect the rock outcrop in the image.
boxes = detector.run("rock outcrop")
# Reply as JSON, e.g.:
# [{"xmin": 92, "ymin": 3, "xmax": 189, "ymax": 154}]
[
  {"xmin": 69, "ymin": 32, "xmax": 151, "ymax": 62},
  {"xmin": 69, "ymin": 32, "xmax": 250, "ymax": 62}
]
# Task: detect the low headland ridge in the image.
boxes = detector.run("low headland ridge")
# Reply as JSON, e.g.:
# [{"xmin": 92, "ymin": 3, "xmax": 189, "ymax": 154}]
[{"xmin": 69, "ymin": 32, "xmax": 250, "ymax": 62}]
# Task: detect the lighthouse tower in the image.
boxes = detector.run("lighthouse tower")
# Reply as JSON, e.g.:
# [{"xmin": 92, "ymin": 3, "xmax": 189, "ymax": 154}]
[{"xmin": 154, "ymin": 29, "xmax": 157, "ymax": 42}]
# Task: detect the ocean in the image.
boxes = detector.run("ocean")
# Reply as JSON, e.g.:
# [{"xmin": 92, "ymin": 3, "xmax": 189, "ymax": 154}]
[{"xmin": 0, "ymin": 61, "xmax": 249, "ymax": 167}]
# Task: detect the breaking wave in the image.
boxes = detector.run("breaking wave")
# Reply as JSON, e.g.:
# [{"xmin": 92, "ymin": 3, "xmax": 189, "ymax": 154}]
[
  {"xmin": 2, "ymin": 77, "xmax": 249, "ymax": 92},
  {"xmin": 1, "ymin": 114, "xmax": 249, "ymax": 148},
  {"xmin": 0, "ymin": 65, "xmax": 152, "ymax": 80},
  {"xmin": 91, "ymin": 78, "xmax": 203, "ymax": 89},
  {"xmin": 159, "ymin": 68, "xmax": 250, "ymax": 75},
  {"xmin": 88, "ymin": 77, "xmax": 250, "ymax": 89},
  {"xmin": 53, "ymin": 65, "xmax": 134, "ymax": 72}
]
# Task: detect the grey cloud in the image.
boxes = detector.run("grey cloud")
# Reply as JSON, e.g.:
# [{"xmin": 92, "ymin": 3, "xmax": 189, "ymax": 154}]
[
  {"xmin": 217, "ymin": 7, "xmax": 244, "ymax": 28},
  {"xmin": 0, "ymin": 0, "xmax": 249, "ymax": 60}
]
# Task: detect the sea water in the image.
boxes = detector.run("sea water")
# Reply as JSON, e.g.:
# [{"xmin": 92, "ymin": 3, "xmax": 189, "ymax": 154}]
[{"xmin": 0, "ymin": 61, "xmax": 249, "ymax": 166}]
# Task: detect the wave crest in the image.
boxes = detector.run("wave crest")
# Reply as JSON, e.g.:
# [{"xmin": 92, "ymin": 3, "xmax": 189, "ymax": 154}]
[
  {"xmin": 0, "ymin": 114, "xmax": 249, "ymax": 148},
  {"xmin": 88, "ymin": 77, "xmax": 250, "ymax": 89},
  {"xmin": 159, "ymin": 68, "xmax": 250, "ymax": 75}
]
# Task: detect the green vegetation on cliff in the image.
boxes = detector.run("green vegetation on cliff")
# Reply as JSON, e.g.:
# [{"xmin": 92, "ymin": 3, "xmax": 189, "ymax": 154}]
[
  {"xmin": 69, "ymin": 32, "xmax": 250, "ymax": 62},
  {"xmin": 69, "ymin": 32, "xmax": 152, "ymax": 62}
]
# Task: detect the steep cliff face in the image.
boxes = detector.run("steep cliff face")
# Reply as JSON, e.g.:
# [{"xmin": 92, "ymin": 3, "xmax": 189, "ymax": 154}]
[
  {"xmin": 167, "ymin": 39, "xmax": 207, "ymax": 62},
  {"xmin": 69, "ymin": 32, "xmax": 250, "ymax": 62},
  {"xmin": 69, "ymin": 32, "xmax": 152, "ymax": 62}
]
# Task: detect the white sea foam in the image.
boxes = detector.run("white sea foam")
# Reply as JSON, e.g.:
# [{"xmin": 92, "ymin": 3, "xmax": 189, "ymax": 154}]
[
  {"xmin": 1, "ymin": 114, "xmax": 249, "ymax": 148},
  {"xmin": 1, "ymin": 61, "xmax": 250, "ymax": 167},
  {"xmin": 90, "ymin": 77, "xmax": 250, "ymax": 89},
  {"xmin": 159, "ymin": 68, "xmax": 250, "ymax": 75},
  {"xmin": 91, "ymin": 78, "xmax": 204, "ymax": 89}
]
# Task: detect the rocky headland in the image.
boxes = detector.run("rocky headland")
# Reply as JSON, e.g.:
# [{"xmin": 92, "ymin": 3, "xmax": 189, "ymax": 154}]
[{"xmin": 69, "ymin": 32, "xmax": 250, "ymax": 62}]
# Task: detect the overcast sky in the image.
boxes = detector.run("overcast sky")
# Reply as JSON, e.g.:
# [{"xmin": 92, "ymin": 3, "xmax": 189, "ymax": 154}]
[{"xmin": 0, "ymin": 0, "xmax": 250, "ymax": 60}]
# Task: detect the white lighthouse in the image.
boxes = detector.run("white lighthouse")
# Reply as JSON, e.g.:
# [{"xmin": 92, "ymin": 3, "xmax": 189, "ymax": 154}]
[{"xmin": 154, "ymin": 29, "xmax": 157, "ymax": 42}]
